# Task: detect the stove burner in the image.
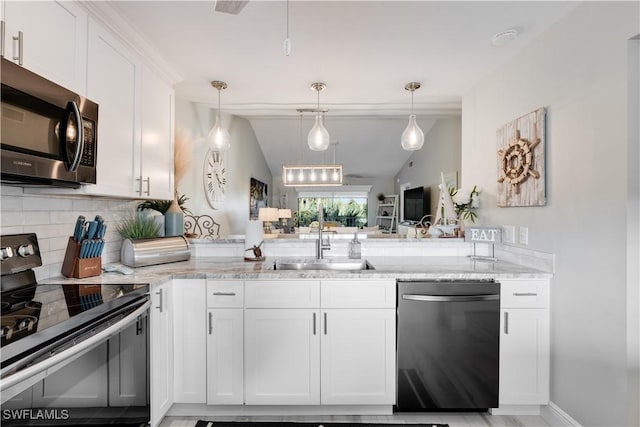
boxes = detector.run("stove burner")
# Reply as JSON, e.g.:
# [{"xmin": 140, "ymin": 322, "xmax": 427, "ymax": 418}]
[
  {"xmin": 0, "ymin": 315, "xmax": 38, "ymax": 342},
  {"xmin": 0, "ymin": 302, "xmax": 10, "ymax": 312}
]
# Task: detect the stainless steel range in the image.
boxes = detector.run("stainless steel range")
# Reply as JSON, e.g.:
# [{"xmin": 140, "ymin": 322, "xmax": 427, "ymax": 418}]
[{"xmin": 0, "ymin": 233, "xmax": 150, "ymax": 426}]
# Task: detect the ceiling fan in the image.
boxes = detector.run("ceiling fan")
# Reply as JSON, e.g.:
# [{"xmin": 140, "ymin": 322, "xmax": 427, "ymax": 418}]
[{"xmin": 214, "ymin": 0, "xmax": 249, "ymax": 15}]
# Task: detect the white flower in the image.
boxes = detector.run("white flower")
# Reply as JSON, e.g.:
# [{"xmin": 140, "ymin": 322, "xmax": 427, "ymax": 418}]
[
  {"xmin": 471, "ymin": 197, "xmax": 480, "ymax": 208},
  {"xmin": 453, "ymin": 189, "xmax": 470, "ymax": 205}
]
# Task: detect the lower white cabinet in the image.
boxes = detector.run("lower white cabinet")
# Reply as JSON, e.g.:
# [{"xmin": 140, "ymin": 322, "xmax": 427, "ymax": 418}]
[
  {"xmin": 498, "ymin": 279, "xmax": 550, "ymax": 406},
  {"xmin": 245, "ymin": 308, "xmax": 321, "ymax": 405},
  {"xmin": 321, "ymin": 309, "xmax": 396, "ymax": 405},
  {"xmin": 150, "ymin": 282, "xmax": 173, "ymax": 427},
  {"xmin": 207, "ymin": 308, "xmax": 244, "ymax": 404},
  {"xmin": 173, "ymin": 279, "xmax": 207, "ymax": 403},
  {"xmin": 243, "ymin": 279, "xmax": 396, "ymax": 406}
]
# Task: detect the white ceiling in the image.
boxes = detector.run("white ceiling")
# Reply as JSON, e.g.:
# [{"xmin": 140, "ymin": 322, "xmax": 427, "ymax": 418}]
[{"xmin": 107, "ymin": 0, "xmax": 578, "ymax": 178}]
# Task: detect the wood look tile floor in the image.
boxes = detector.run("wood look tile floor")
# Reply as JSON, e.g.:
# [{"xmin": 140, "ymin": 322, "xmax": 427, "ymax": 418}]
[{"xmin": 159, "ymin": 414, "xmax": 552, "ymax": 427}]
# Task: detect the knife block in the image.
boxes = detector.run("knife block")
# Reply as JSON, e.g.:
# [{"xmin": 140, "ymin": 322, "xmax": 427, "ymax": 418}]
[{"xmin": 61, "ymin": 237, "xmax": 102, "ymax": 279}]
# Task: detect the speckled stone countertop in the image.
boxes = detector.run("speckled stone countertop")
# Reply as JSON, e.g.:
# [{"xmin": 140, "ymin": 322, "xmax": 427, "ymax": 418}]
[{"xmin": 40, "ymin": 256, "xmax": 552, "ymax": 287}]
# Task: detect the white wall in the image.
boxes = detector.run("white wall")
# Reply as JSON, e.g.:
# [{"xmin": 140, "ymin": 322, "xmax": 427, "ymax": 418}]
[
  {"xmin": 175, "ymin": 99, "xmax": 272, "ymax": 235},
  {"xmin": 394, "ymin": 117, "xmax": 462, "ymax": 218},
  {"xmin": 461, "ymin": 2, "xmax": 639, "ymax": 425}
]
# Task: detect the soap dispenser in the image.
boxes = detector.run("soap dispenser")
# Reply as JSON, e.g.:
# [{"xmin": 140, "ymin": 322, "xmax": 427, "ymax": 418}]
[{"xmin": 349, "ymin": 232, "xmax": 361, "ymax": 259}]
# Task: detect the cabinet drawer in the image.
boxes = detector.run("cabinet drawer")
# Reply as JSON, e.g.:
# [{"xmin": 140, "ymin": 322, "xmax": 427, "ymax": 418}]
[
  {"xmin": 321, "ymin": 280, "xmax": 396, "ymax": 308},
  {"xmin": 499, "ymin": 279, "xmax": 549, "ymax": 309},
  {"xmin": 207, "ymin": 280, "xmax": 244, "ymax": 308},
  {"xmin": 245, "ymin": 280, "xmax": 320, "ymax": 308}
]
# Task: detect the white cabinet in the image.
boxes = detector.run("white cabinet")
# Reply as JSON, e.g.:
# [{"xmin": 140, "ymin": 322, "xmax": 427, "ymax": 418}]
[
  {"xmin": 138, "ymin": 63, "xmax": 174, "ymax": 200},
  {"xmin": 150, "ymin": 282, "xmax": 173, "ymax": 427},
  {"xmin": 86, "ymin": 17, "xmax": 139, "ymax": 197},
  {"xmin": 244, "ymin": 280, "xmax": 321, "ymax": 405},
  {"xmin": 498, "ymin": 279, "xmax": 550, "ymax": 406},
  {"xmin": 243, "ymin": 279, "xmax": 395, "ymax": 406},
  {"xmin": 320, "ymin": 280, "xmax": 396, "ymax": 405},
  {"xmin": 206, "ymin": 280, "xmax": 244, "ymax": 405},
  {"xmin": 173, "ymin": 279, "xmax": 206, "ymax": 403},
  {"xmin": 108, "ymin": 316, "xmax": 148, "ymax": 406},
  {"xmin": 2, "ymin": 0, "xmax": 87, "ymax": 94}
]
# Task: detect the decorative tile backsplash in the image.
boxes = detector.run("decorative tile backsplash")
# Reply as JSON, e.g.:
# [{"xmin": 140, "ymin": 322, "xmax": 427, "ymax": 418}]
[{"xmin": 0, "ymin": 186, "xmax": 138, "ymax": 280}]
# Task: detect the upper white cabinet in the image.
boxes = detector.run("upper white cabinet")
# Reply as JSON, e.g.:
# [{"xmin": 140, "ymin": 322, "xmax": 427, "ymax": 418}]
[
  {"xmin": 2, "ymin": 0, "xmax": 87, "ymax": 94},
  {"xmin": 139, "ymin": 64, "xmax": 174, "ymax": 200},
  {"xmin": 498, "ymin": 279, "xmax": 550, "ymax": 407},
  {"xmin": 86, "ymin": 17, "xmax": 139, "ymax": 197}
]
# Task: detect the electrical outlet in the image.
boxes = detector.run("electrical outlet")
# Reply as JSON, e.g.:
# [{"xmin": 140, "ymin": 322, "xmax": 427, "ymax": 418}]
[
  {"xmin": 519, "ymin": 226, "xmax": 529, "ymax": 245},
  {"xmin": 503, "ymin": 225, "xmax": 516, "ymax": 244}
]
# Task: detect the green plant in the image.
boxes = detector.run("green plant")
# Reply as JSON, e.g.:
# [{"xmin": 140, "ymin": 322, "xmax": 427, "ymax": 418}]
[
  {"xmin": 137, "ymin": 194, "xmax": 191, "ymax": 215},
  {"xmin": 116, "ymin": 212, "xmax": 162, "ymax": 239},
  {"xmin": 377, "ymin": 193, "xmax": 385, "ymax": 202}
]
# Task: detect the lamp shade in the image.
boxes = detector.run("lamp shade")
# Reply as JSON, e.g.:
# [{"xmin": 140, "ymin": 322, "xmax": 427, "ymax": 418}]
[
  {"xmin": 401, "ymin": 114, "xmax": 424, "ymax": 151},
  {"xmin": 258, "ymin": 207, "xmax": 279, "ymax": 222},
  {"xmin": 308, "ymin": 113, "xmax": 330, "ymax": 151},
  {"xmin": 208, "ymin": 114, "xmax": 231, "ymax": 151},
  {"xmin": 278, "ymin": 209, "xmax": 292, "ymax": 219}
]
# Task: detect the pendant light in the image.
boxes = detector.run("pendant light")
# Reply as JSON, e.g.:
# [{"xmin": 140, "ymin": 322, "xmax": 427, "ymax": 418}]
[
  {"xmin": 208, "ymin": 80, "xmax": 231, "ymax": 151},
  {"xmin": 401, "ymin": 82, "xmax": 424, "ymax": 151},
  {"xmin": 308, "ymin": 82, "xmax": 330, "ymax": 151}
]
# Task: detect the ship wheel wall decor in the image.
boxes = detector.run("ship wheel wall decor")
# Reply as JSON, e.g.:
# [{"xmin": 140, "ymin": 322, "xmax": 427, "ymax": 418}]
[{"xmin": 496, "ymin": 108, "xmax": 546, "ymax": 207}]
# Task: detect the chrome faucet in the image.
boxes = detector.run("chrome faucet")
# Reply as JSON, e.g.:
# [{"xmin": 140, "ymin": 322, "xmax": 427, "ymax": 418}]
[{"xmin": 316, "ymin": 200, "xmax": 331, "ymax": 259}]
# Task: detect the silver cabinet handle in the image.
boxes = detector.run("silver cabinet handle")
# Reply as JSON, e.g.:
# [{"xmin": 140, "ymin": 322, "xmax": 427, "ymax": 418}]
[
  {"xmin": 323, "ymin": 312, "xmax": 327, "ymax": 335},
  {"xmin": 213, "ymin": 292, "xmax": 236, "ymax": 296},
  {"xmin": 144, "ymin": 177, "xmax": 150, "ymax": 196},
  {"xmin": 208, "ymin": 312, "xmax": 213, "ymax": 335},
  {"xmin": 136, "ymin": 176, "xmax": 143, "ymax": 195},
  {"xmin": 12, "ymin": 30, "xmax": 22, "ymax": 65},
  {"xmin": 1, "ymin": 21, "xmax": 5, "ymax": 58},
  {"xmin": 513, "ymin": 292, "xmax": 537, "ymax": 297},
  {"xmin": 402, "ymin": 294, "xmax": 499, "ymax": 302},
  {"xmin": 312, "ymin": 312, "xmax": 316, "ymax": 335},
  {"xmin": 504, "ymin": 311, "xmax": 509, "ymax": 335},
  {"xmin": 155, "ymin": 288, "xmax": 163, "ymax": 313}
]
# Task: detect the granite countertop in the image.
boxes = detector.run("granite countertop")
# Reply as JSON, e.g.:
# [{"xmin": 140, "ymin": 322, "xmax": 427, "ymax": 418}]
[{"xmin": 40, "ymin": 256, "xmax": 552, "ymax": 287}]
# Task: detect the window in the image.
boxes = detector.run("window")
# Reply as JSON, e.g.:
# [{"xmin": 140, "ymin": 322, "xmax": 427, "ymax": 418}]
[{"xmin": 295, "ymin": 187, "xmax": 370, "ymax": 228}]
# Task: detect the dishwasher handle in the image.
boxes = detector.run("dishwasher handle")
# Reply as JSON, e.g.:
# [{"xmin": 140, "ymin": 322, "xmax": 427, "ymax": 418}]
[{"xmin": 402, "ymin": 293, "xmax": 499, "ymax": 302}]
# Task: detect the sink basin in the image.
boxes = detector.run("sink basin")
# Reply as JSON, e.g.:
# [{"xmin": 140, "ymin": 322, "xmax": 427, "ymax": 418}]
[{"xmin": 272, "ymin": 259, "xmax": 375, "ymax": 271}]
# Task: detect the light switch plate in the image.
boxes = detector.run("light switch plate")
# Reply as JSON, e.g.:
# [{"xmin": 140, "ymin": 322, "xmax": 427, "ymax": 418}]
[
  {"xmin": 503, "ymin": 225, "xmax": 516, "ymax": 244},
  {"xmin": 519, "ymin": 226, "xmax": 529, "ymax": 245}
]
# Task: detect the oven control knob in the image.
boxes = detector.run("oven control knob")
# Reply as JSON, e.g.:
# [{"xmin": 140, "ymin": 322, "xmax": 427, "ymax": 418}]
[
  {"xmin": 17, "ymin": 244, "xmax": 34, "ymax": 257},
  {"xmin": 0, "ymin": 247, "xmax": 14, "ymax": 261}
]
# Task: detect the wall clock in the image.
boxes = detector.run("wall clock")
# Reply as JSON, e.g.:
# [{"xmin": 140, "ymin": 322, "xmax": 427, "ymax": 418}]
[{"xmin": 203, "ymin": 149, "xmax": 226, "ymax": 208}]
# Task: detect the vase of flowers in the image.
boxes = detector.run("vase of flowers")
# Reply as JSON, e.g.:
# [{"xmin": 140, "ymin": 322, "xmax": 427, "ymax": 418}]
[{"xmin": 449, "ymin": 185, "xmax": 480, "ymax": 236}]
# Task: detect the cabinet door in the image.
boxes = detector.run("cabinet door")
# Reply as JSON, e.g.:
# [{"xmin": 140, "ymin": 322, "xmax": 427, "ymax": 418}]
[
  {"xmin": 3, "ymin": 0, "xmax": 87, "ymax": 93},
  {"xmin": 32, "ymin": 342, "xmax": 109, "ymax": 407},
  {"xmin": 86, "ymin": 17, "xmax": 139, "ymax": 197},
  {"xmin": 499, "ymin": 308, "xmax": 550, "ymax": 405},
  {"xmin": 207, "ymin": 308, "xmax": 244, "ymax": 404},
  {"xmin": 173, "ymin": 279, "xmax": 206, "ymax": 403},
  {"xmin": 244, "ymin": 309, "xmax": 320, "ymax": 405},
  {"xmin": 321, "ymin": 309, "xmax": 396, "ymax": 405},
  {"xmin": 150, "ymin": 283, "xmax": 173, "ymax": 427},
  {"xmin": 108, "ymin": 315, "xmax": 148, "ymax": 406},
  {"xmin": 139, "ymin": 64, "xmax": 174, "ymax": 200}
]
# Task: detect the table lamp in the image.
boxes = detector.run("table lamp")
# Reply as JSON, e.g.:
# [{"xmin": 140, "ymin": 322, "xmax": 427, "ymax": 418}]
[{"xmin": 258, "ymin": 207, "xmax": 279, "ymax": 234}]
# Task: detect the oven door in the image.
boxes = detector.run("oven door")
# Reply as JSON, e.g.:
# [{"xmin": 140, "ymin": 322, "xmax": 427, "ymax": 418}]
[{"xmin": 0, "ymin": 297, "xmax": 150, "ymax": 426}]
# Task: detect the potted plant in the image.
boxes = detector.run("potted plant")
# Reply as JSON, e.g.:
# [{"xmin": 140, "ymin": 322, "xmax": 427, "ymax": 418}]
[
  {"xmin": 377, "ymin": 193, "xmax": 386, "ymax": 202},
  {"xmin": 116, "ymin": 211, "xmax": 162, "ymax": 239}
]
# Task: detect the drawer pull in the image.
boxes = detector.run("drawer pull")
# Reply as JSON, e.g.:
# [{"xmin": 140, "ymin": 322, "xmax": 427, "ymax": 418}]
[
  {"xmin": 213, "ymin": 292, "xmax": 236, "ymax": 296},
  {"xmin": 324, "ymin": 312, "xmax": 327, "ymax": 335},
  {"xmin": 208, "ymin": 312, "xmax": 213, "ymax": 335},
  {"xmin": 504, "ymin": 312, "xmax": 509, "ymax": 334},
  {"xmin": 513, "ymin": 292, "xmax": 537, "ymax": 297},
  {"xmin": 312, "ymin": 312, "xmax": 316, "ymax": 335}
]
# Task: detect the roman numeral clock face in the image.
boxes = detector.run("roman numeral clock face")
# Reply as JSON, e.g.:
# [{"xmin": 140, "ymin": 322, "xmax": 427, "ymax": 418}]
[{"xmin": 203, "ymin": 149, "xmax": 226, "ymax": 208}]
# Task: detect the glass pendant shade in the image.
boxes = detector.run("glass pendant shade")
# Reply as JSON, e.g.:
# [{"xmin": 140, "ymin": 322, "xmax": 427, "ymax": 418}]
[
  {"xmin": 308, "ymin": 113, "xmax": 330, "ymax": 151},
  {"xmin": 208, "ymin": 114, "xmax": 231, "ymax": 151},
  {"xmin": 401, "ymin": 114, "xmax": 424, "ymax": 151}
]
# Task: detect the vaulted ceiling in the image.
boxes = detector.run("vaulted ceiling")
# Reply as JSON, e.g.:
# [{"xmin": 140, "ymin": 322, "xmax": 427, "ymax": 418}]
[{"xmin": 106, "ymin": 1, "xmax": 578, "ymax": 178}]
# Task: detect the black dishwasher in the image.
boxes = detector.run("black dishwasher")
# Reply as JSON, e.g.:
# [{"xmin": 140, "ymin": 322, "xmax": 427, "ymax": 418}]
[{"xmin": 395, "ymin": 280, "xmax": 500, "ymax": 412}]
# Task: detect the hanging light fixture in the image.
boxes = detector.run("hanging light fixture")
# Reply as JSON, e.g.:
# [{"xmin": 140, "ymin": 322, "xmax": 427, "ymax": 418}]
[
  {"xmin": 208, "ymin": 80, "xmax": 231, "ymax": 151},
  {"xmin": 401, "ymin": 82, "xmax": 424, "ymax": 151},
  {"xmin": 307, "ymin": 82, "xmax": 330, "ymax": 151}
]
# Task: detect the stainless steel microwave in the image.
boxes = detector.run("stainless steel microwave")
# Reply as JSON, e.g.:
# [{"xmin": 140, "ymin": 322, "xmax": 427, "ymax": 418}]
[{"xmin": 1, "ymin": 58, "xmax": 98, "ymax": 187}]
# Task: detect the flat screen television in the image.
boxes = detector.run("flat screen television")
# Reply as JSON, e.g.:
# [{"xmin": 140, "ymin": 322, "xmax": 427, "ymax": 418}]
[{"xmin": 403, "ymin": 186, "xmax": 430, "ymax": 224}]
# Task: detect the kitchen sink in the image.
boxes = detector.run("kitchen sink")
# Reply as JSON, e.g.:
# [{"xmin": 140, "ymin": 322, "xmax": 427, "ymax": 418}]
[{"xmin": 272, "ymin": 259, "xmax": 375, "ymax": 271}]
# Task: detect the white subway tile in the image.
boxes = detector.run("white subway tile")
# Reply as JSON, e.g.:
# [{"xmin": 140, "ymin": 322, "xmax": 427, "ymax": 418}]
[
  {"xmin": 1, "ymin": 196, "xmax": 23, "ymax": 211},
  {"xmin": 0, "ymin": 186, "xmax": 24, "ymax": 196},
  {"xmin": 2, "ymin": 211, "xmax": 51, "ymax": 227},
  {"xmin": 23, "ymin": 196, "xmax": 73, "ymax": 211}
]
